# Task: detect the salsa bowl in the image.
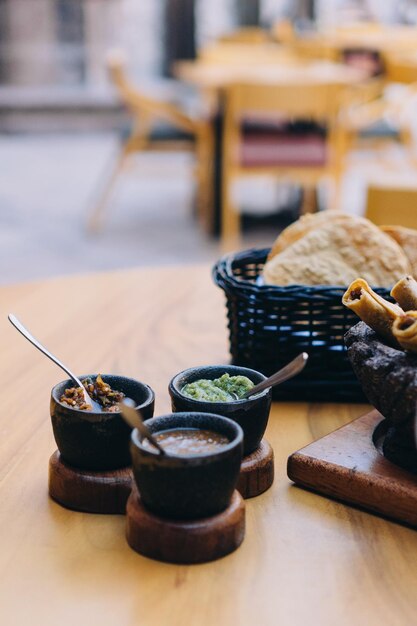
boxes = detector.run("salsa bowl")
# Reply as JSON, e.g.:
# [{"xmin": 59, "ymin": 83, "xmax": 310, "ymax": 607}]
[
  {"xmin": 130, "ymin": 412, "xmax": 243, "ymax": 519},
  {"xmin": 169, "ymin": 365, "xmax": 272, "ymax": 456},
  {"xmin": 51, "ymin": 374, "xmax": 155, "ymax": 471}
]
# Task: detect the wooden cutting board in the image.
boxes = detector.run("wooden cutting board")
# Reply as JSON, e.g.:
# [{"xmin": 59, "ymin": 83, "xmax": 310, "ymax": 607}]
[{"xmin": 287, "ymin": 410, "xmax": 417, "ymax": 528}]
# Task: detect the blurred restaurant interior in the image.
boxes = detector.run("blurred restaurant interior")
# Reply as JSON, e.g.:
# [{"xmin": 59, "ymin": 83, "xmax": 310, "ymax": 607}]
[
  {"xmin": 2, "ymin": 0, "xmax": 417, "ymax": 283},
  {"xmin": 4, "ymin": 3, "xmax": 417, "ymax": 621}
]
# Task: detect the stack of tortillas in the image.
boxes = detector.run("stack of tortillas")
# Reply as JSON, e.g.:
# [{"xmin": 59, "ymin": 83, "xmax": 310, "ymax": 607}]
[{"xmin": 263, "ymin": 212, "xmax": 417, "ymax": 288}]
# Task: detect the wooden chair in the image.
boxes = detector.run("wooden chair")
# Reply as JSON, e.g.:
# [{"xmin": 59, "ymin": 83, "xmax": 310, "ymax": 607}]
[
  {"xmin": 88, "ymin": 50, "xmax": 213, "ymax": 233},
  {"xmin": 278, "ymin": 22, "xmax": 384, "ymax": 68},
  {"xmin": 339, "ymin": 78, "xmax": 417, "ymax": 161},
  {"xmin": 365, "ymin": 184, "xmax": 417, "ymax": 229},
  {"xmin": 385, "ymin": 53, "xmax": 417, "ymax": 85},
  {"xmin": 221, "ymin": 81, "xmax": 347, "ymax": 246},
  {"xmin": 273, "ymin": 20, "xmax": 295, "ymax": 45},
  {"xmin": 217, "ymin": 27, "xmax": 270, "ymax": 45},
  {"xmin": 271, "ymin": 23, "xmax": 338, "ymax": 63}
]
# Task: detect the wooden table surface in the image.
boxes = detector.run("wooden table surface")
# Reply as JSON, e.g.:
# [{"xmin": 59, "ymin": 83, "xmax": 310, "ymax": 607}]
[
  {"xmin": 1, "ymin": 265, "xmax": 417, "ymax": 626},
  {"xmin": 175, "ymin": 59, "xmax": 366, "ymax": 90}
]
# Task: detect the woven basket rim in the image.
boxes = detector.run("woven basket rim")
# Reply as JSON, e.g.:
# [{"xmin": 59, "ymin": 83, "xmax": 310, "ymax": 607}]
[{"xmin": 213, "ymin": 247, "xmax": 391, "ymax": 297}]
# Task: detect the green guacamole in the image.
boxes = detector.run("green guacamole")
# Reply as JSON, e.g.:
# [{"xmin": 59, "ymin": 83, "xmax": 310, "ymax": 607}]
[{"xmin": 181, "ymin": 373, "xmax": 255, "ymax": 402}]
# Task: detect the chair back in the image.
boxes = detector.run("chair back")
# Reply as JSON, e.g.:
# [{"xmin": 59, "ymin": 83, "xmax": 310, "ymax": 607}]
[
  {"xmin": 223, "ymin": 82, "xmax": 346, "ymax": 174},
  {"xmin": 385, "ymin": 54, "xmax": 417, "ymax": 84},
  {"xmin": 106, "ymin": 50, "xmax": 153, "ymax": 113},
  {"xmin": 106, "ymin": 49, "xmax": 194, "ymax": 133},
  {"xmin": 273, "ymin": 20, "xmax": 295, "ymax": 44},
  {"xmin": 225, "ymin": 81, "xmax": 344, "ymax": 123},
  {"xmin": 218, "ymin": 27, "xmax": 270, "ymax": 45}
]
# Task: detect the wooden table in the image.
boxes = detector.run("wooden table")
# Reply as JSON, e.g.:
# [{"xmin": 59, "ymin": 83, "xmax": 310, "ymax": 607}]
[
  {"xmin": 1, "ymin": 265, "xmax": 417, "ymax": 626},
  {"xmin": 175, "ymin": 59, "xmax": 367, "ymax": 92}
]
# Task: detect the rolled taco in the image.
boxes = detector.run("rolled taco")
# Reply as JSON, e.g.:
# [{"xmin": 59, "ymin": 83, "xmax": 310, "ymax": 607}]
[
  {"xmin": 391, "ymin": 275, "xmax": 417, "ymax": 311},
  {"xmin": 343, "ymin": 278, "xmax": 404, "ymax": 347},
  {"xmin": 392, "ymin": 311, "xmax": 417, "ymax": 353}
]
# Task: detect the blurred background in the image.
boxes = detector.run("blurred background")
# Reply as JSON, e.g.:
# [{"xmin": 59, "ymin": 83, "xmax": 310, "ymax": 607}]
[{"xmin": 2, "ymin": 0, "xmax": 417, "ymax": 284}]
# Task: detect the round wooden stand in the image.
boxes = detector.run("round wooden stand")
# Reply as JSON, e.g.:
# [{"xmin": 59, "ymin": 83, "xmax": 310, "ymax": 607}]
[
  {"xmin": 48, "ymin": 451, "xmax": 133, "ymax": 514},
  {"xmin": 126, "ymin": 486, "xmax": 245, "ymax": 564},
  {"xmin": 237, "ymin": 439, "xmax": 274, "ymax": 499}
]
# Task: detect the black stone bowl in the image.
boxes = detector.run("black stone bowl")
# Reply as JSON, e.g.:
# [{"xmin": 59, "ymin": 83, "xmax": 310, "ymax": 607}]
[
  {"xmin": 50, "ymin": 374, "xmax": 155, "ymax": 471},
  {"xmin": 130, "ymin": 412, "xmax": 243, "ymax": 520},
  {"xmin": 168, "ymin": 365, "xmax": 272, "ymax": 456},
  {"xmin": 345, "ymin": 321, "xmax": 417, "ymax": 473}
]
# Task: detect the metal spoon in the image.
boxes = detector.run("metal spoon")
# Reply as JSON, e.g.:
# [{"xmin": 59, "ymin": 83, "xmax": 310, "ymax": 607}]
[
  {"xmin": 8, "ymin": 313, "xmax": 102, "ymax": 412},
  {"xmin": 120, "ymin": 399, "xmax": 167, "ymax": 456},
  {"xmin": 237, "ymin": 352, "xmax": 309, "ymax": 400}
]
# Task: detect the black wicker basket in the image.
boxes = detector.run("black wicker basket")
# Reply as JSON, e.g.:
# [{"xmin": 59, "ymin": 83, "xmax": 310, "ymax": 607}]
[{"xmin": 212, "ymin": 248, "xmax": 391, "ymax": 402}]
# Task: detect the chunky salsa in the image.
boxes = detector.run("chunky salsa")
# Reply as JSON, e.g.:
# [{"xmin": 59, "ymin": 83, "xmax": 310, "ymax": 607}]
[{"xmin": 60, "ymin": 374, "xmax": 125, "ymax": 412}]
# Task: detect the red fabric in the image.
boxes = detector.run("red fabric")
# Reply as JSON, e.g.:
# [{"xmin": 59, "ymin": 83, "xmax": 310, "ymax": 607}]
[{"xmin": 240, "ymin": 133, "xmax": 327, "ymax": 168}]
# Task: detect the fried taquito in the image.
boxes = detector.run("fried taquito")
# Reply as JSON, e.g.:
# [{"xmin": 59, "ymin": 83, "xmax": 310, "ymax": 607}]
[
  {"xmin": 392, "ymin": 311, "xmax": 417, "ymax": 353},
  {"xmin": 343, "ymin": 278, "xmax": 404, "ymax": 347},
  {"xmin": 391, "ymin": 275, "xmax": 417, "ymax": 312}
]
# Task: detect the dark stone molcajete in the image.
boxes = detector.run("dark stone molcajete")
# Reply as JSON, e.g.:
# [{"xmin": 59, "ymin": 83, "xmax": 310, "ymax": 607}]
[
  {"xmin": 130, "ymin": 412, "xmax": 243, "ymax": 520},
  {"xmin": 383, "ymin": 421, "xmax": 417, "ymax": 474},
  {"xmin": 168, "ymin": 365, "xmax": 272, "ymax": 456},
  {"xmin": 345, "ymin": 321, "xmax": 417, "ymax": 473},
  {"xmin": 51, "ymin": 374, "xmax": 155, "ymax": 471}
]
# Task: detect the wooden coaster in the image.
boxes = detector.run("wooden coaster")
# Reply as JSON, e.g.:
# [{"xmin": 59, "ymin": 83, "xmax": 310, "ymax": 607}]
[
  {"xmin": 48, "ymin": 451, "xmax": 133, "ymax": 514},
  {"xmin": 237, "ymin": 439, "xmax": 274, "ymax": 499},
  {"xmin": 126, "ymin": 486, "xmax": 245, "ymax": 564},
  {"xmin": 287, "ymin": 410, "xmax": 417, "ymax": 528}
]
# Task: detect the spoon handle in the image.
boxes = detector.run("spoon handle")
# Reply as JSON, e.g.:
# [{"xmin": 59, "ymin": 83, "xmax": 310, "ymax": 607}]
[
  {"xmin": 241, "ymin": 352, "xmax": 308, "ymax": 399},
  {"xmin": 120, "ymin": 401, "xmax": 167, "ymax": 456},
  {"xmin": 8, "ymin": 314, "xmax": 83, "ymax": 388}
]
